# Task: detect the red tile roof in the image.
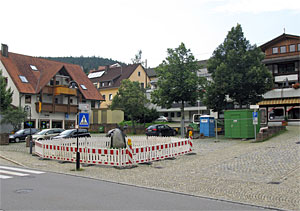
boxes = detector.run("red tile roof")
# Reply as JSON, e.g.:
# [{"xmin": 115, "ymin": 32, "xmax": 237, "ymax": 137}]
[{"xmin": 0, "ymin": 51, "xmax": 104, "ymax": 101}]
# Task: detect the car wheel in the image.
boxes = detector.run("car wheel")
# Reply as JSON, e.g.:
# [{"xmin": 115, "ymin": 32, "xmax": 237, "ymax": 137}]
[
  {"xmin": 15, "ymin": 138, "xmax": 20, "ymax": 143},
  {"xmin": 159, "ymin": 132, "xmax": 162, "ymax": 137}
]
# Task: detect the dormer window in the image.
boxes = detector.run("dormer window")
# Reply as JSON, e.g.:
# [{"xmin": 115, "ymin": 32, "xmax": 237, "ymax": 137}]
[
  {"xmin": 30, "ymin": 65, "xmax": 38, "ymax": 71},
  {"xmin": 80, "ymin": 84, "xmax": 87, "ymax": 90},
  {"xmin": 108, "ymin": 82, "xmax": 111, "ymax": 86},
  {"xmin": 19, "ymin": 75, "xmax": 28, "ymax": 83}
]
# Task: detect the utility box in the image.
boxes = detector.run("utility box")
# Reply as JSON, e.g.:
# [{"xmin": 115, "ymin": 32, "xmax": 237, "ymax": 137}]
[
  {"xmin": 200, "ymin": 115, "xmax": 215, "ymax": 137},
  {"xmin": 224, "ymin": 109, "xmax": 260, "ymax": 139}
]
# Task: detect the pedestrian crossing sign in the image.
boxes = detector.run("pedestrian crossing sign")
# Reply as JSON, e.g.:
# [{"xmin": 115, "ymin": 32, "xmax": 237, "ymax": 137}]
[{"xmin": 79, "ymin": 113, "xmax": 89, "ymax": 127}]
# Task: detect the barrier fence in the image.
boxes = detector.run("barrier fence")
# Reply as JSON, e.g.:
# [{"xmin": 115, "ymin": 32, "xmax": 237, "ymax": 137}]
[{"xmin": 35, "ymin": 136, "xmax": 193, "ymax": 167}]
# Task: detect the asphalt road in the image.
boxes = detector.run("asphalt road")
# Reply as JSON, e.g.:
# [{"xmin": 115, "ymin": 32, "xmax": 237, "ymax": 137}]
[{"xmin": 1, "ymin": 165, "xmax": 271, "ymax": 210}]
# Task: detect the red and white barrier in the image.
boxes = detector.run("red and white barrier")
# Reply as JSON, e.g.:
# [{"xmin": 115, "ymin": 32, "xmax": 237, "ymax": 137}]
[{"xmin": 35, "ymin": 136, "xmax": 193, "ymax": 167}]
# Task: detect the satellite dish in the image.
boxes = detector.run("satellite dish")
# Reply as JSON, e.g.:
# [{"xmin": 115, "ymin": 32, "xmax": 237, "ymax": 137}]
[{"xmin": 68, "ymin": 81, "xmax": 78, "ymax": 89}]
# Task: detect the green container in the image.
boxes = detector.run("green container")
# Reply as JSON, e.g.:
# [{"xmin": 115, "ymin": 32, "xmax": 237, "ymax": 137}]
[
  {"xmin": 98, "ymin": 126, "xmax": 105, "ymax": 133},
  {"xmin": 224, "ymin": 109, "xmax": 260, "ymax": 139}
]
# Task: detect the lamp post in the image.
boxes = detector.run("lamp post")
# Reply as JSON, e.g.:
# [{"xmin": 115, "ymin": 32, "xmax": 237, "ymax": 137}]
[{"xmin": 24, "ymin": 105, "xmax": 32, "ymax": 154}]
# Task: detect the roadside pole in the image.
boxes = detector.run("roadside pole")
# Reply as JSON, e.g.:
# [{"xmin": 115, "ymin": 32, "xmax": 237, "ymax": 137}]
[{"xmin": 251, "ymin": 105, "xmax": 259, "ymax": 141}]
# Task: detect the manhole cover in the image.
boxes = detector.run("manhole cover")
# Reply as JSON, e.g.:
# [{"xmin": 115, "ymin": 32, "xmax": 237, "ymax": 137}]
[
  {"xmin": 154, "ymin": 166, "xmax": 164, "ymax": 169},
  {"xmin": 15, "ymin": 189, "xmax": 33, "ymax": 194},
  {"xmin": 267, "ymin": 181, "xmax": 281, "ymax": 185}
]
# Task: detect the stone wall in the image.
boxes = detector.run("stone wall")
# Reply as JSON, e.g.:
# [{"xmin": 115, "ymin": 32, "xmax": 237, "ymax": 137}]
[{"xmin": 256, "ymin": 126, "xmax": 286, "ymax": 142}]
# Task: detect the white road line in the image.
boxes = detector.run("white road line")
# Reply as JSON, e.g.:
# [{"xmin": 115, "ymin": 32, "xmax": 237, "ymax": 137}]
[
  {"xmin": 0, "ymin": 166, "xmax": 45, "ymax": 174},
  {"xmin": 0, "ymin": 170, "xmax": 29, "ymax": 177},
  {"xmin": 0, "ymin": 175, "xmax": 13, "ymax": 179}
]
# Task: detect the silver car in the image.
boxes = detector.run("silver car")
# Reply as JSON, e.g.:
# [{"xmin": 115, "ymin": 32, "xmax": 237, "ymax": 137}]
[{"xmin": 32, "ymin": 128, "xmax": 65, "ymax": 141}]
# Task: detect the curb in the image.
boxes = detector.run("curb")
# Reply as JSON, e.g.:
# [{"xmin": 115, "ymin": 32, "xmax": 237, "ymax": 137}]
[{"xmin": 0, "ymin": 154, "xmax": 27, "ymax": 167}]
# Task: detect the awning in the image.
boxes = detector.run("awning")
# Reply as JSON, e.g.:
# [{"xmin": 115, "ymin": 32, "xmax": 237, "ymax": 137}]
[{"xmin": 258, "ymin": 98, "xmax": 300, "ymax": 105}]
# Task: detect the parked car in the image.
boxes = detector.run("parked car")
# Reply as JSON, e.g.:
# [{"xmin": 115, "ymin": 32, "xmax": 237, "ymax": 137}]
[
  {"xmin": 155, "ymin": 116, "xmax": 169, "ymax": 122},
  {"xmin": 52, "ymin": 129, "xmax": 91, "ymax": 139},
  {"xmin": 145, "ymin": 124, "xmax": 177, "ymax": 136},
  {"xmin": 32, "ymin": 128, "xmax": 65, "ymax": 142},
  {"xmin": 9, "ymin": 128, "xmax": 40, "ymax": 143}
]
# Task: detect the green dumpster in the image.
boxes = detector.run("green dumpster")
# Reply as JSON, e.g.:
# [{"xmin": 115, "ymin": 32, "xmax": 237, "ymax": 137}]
[
  {"xmin": 224, "ymin": 109, "xmax": 260, "ymax": 139},
  {"xmin": 98, "ymin": 126, "xmax": 105, "ymax": 133}
]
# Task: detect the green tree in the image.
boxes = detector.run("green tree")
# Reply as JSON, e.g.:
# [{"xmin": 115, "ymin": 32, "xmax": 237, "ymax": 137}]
[
  {"xmin": 0, "ymin": 70, "xmax": 13, "ymax": 111},
  {"xmin": 109, "ymin": 79, "xmax": 149, "ymax": 134},
  {"xmin": 1, "ymin": 107, "xmax": 27, "ymax": 131},
  {"xmin": 205, "ymin": 24, "xmax": 273, "ymax": 111},
  {"xmin": 151, "ymin": 43, "xmax": 204, "ymax": 137}
]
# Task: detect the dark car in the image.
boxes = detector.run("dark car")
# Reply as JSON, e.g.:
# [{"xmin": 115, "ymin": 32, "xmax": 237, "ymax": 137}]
[
  {"xmin": 9, "ymin": 128, "xmax": 40, "ymax": 143},
  {"xmin": 52, "ymin": 129, "xmax": 91, "ymax": 139},
  {"xmin": 145, "ymin": 124, "xmax": 177, "ymax": 136}
]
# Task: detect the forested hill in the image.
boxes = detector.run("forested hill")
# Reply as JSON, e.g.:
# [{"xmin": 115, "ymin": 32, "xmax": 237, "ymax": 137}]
[{"xmin": 42, "ymin": 56, "xmax": 125, "ymax": 74}]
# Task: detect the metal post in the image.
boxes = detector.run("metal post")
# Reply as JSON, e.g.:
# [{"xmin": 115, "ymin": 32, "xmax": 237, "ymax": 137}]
[
  {"xmin": 29, "ymin": 109, "xmax": 32, "ymax": 154},
  {"xmin": 215, "ymin": 119, "xmax": 218, "ymax": 141},
  {"xmin": 76, "ymin": 112, "xmax": 80, "ymax": 170}
]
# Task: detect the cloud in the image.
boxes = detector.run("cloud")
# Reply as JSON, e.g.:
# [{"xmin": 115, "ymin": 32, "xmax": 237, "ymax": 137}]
[{"xmin": 213, "ymin": 0, "xmax": 300, "ymax": 14}]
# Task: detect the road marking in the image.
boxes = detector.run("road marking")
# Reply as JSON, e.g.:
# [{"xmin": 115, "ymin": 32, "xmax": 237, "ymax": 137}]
[
  {"xmin": 0, "ymin": 166, "xmax": 45, "ymax": 174},
  {"xmin": 0, "ymin": 170, "xmax": 29, "ymax": 176},
  {"xmin": 0, "ymin": 175, "xmax": 13, "ymax": 179}
]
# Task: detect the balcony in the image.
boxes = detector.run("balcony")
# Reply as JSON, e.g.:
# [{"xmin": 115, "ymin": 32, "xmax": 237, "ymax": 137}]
[
  {"xmin": 35, "ymin": 102, "xmax": 78, "ymax": 113},
  {"xmin": 54, "ymin": 85, "xmax": 77, "ymax": 96},
  {"xmin": 263, "ymin": 88, "xmax": 300, "ymax": 99}
]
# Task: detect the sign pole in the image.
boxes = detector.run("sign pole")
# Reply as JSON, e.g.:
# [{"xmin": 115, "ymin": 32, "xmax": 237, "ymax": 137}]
[{"xmin": 76, "ymin": 114, "xmax": 80, "ymax": 170}]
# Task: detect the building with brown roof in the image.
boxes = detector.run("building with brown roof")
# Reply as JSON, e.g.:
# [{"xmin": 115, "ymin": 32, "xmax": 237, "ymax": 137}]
[
  {"xmin": 0, "ymin": 44, "xmax": 104, "ymax": 130},
  {"xmin": 89, "ymin": 63, "xmax": 150, "ymax": 108},
  {"xmin": 258, "ymin": 34, "xmax": 300, "ymax": 125}
]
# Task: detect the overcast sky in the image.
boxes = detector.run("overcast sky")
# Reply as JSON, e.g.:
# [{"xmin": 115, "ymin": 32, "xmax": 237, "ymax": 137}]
[{"xmin": 1, "ymin": 0, "xmax": 300, "ymax": 67}]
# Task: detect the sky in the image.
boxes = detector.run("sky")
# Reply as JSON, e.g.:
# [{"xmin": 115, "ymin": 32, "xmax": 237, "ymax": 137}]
[{"xmin": 1, "ymin": 0, "xmax": 300, "ymax": 68}]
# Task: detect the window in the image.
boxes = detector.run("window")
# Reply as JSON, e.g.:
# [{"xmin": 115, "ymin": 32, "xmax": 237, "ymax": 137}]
[
  {"xmin": 102, "ymin": 82, "xmax": 105, "ymax": 87},
  {"xmin": 280, "ymin": 46, "xmax": 286, "ymax": 53},
  {"xmin": 30, "ymin": 65, "xmax": 38, "ymax": 71},
  {"xmin": 269, "ymin": 107, "xmax": 284, "ymax": 121},
  {"xmin": 171, "ymin": 112, "xmax": 174, "ymax": 118},
  {"xmin": 138, "ymin": 71, "xmax": 141, "ymax": 76},
  {"xmin": 70, "ymin": 99, "xmax": 73, "ymax": 104},
  {"xmin": 108, "ymin": 82, "xmax": 111, "ymax": 86},
  {"xmin": 289, "ymin": 44, "xmax": 295, "ymax": 52},
  {"xmin": 278, "ymin": 63, "xmax": 295, "ymax": 73},
  {"xmin": 141, "ymin": 83, "xmax": 144, "ymax": 88},
  {"xmin": 103, "ymin": 95, "xmax": 106, "ymax": 100},
  {"xmin": 287, "ymin": 106, "xmax": 300, "ymax": 120},
  {"xmin": 109, "ymin": 94, "xmax": 113, "ymax": 101},
  {"xmin": 80, "ymin": 84, "xmax": 87, "ymax": 90},
  {"xmin": 177, "ymin": 112, "xmax": 181, "ymax": 117},
  {"xmin": 272, "ymin": 47, "xmax": 278, "ymax": 54},
  {"xmin": 298, "ymin": 43, "xmax": 300, "ymax": 51},
  {"xmin": 19, "ymin": 75, "xmax": 28, "ymax": 83},
  {"xmin": 25, "ymin": 95, "xmax": 31, "ymax": 104}
]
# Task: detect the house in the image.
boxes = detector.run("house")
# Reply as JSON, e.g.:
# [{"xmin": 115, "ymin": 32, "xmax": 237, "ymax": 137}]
[
  {"xmin": 89, "ymin": 63, "xmax": 150, "ymax": 109},
  {"xmin": 145, "ymin": 60, "xmax": 213, "ymax": 123},
  {"xmin": 0, "ymin": 44, "xmax": 104, "ymax": 130},
  {"xmin": 258, "ymin": 33, "xmax": 300, "ymax": 125}
]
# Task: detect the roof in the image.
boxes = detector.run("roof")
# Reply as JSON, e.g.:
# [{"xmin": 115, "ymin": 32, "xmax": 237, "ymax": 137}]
[
  {"xmin": 90, "ymin": 63, "xmax": 142, "ymax": 89},
  {"xmin": 146, "ymin": 68, "xmax": 156, "ymax": 77},
  {"xmin": 260, "ymin": 33, "xmax": 300, "ymax": 51},
  {"xmin": 0, "ymin": 51, "xmax": 104, "ymax": 101}
]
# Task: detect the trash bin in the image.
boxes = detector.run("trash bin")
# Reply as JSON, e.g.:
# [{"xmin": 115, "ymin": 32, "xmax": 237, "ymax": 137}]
[
  {"xmin": 98, "ymin": 126, "xmax": 105, "ymax": 133},
  {"xmin": 200, "ymin": 115, "xmax": 215, "ymax": 137}
]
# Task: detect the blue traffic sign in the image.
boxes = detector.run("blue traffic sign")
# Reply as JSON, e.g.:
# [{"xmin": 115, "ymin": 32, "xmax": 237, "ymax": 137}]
[
  {"xmin": 252, "ymin": 112, "xmax": 258, "ymax": 118},
  {"xmin": 78, "ymin": 113, "xmax": 89, "ymax": 127}
]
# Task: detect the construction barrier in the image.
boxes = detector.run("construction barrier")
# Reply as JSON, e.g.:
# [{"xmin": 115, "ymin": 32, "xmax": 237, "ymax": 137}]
[{"xmin": 34, "ymin": 136, "xmax": 193, "ymax": 167}]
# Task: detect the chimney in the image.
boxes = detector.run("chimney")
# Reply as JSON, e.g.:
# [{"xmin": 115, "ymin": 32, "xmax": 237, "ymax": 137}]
[{"xmin": 1, "ymin": 44, "xmax": 8, "ymax": 57}]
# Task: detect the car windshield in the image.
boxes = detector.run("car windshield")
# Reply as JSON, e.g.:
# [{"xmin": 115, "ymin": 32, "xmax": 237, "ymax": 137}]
[
  {"xmin": 59, "ymin": 130, "xmax": 74, "ymax": 136},
  {"xmin": 36, "ymin": 130, "xmax": 50, "ymax": 135},
  {"xmin": 16, "ymin": 130, "xmax": 25, "ymax": 134}
]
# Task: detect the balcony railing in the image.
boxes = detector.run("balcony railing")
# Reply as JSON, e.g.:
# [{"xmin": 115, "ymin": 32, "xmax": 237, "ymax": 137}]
[
  {"xmin": 54, "ymin": 85, "xmax": 77, "ymax": 96},
  {"xmin": 35, "ymin": 102, "xmax": 78, "ymax": 113},
  {"xmin": 41, "ymin": 85, "xmax": 77, "ymax": 96}
]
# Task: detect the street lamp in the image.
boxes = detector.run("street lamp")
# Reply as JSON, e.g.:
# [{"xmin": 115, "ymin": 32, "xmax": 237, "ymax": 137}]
[{"xmin": 24, "ymin": 105, "xmax": 32, "ymax": 154}]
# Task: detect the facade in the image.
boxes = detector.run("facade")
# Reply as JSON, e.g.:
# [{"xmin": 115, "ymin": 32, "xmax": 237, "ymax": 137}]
[
  {"xmin": 0, "ymin": 44, "xmax": 104, "ymax": 130},
  {"xmin": 89, "ymin": 63, "xmax": 150, "ymax": 109},
  {"xmin": 258, "ymin": 34, "xmax": 300, "ymax": 125},
  {"xmin": 146, "ymin": 60, "xmax": 214, "ymax": 123}
]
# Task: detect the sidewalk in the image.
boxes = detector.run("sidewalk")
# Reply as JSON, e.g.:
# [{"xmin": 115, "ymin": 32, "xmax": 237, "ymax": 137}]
[{"xmin": 1, "ymin": 126, "xmax": 299, "ymax": 210}]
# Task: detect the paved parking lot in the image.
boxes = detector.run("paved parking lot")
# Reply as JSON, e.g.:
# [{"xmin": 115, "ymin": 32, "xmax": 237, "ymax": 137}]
[{"xmin": 1, "ymin": 126, "xmax": 299, "ymax": 210}]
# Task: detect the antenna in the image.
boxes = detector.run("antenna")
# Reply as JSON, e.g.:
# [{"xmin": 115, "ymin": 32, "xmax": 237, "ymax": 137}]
[{"xmin": 283, "ymin": 28, "xmax": 286, "ymax": 34}]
